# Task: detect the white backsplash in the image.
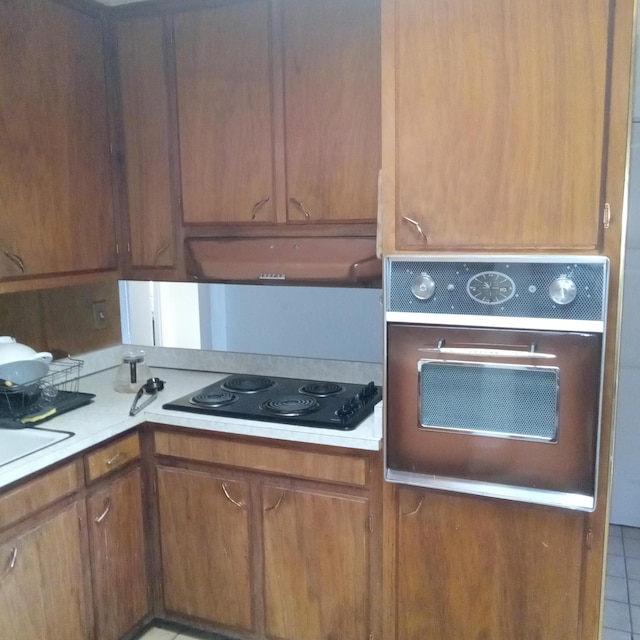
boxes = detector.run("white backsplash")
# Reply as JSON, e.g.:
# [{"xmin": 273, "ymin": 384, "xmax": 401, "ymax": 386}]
[{"xmin": 75, "ymin": 343, "xmax": 382, "ymax": 386}]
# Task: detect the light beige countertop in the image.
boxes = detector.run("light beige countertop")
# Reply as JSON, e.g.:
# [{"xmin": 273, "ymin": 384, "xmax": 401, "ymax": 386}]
[{"xmin": 0, "ymin": 365, "xmax": 382, "ymax": 490}]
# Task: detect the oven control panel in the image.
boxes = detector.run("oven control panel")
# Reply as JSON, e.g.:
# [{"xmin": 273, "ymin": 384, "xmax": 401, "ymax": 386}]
[{"xmin": 385, "ymin": 255, "xmax": 608, "ymax": 332}]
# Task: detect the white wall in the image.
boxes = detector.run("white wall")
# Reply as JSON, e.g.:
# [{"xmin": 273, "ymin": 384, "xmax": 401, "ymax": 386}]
[
  {"xmin": 121, "ymin": 281, "xmax": 383, "ymax": 363},
  {"xmin": 208, "ymin": 284, "xmax": 383, "ymax": 363},
  {"xmin": 610, "ymin": 26, "xmax": 640, "ymax": 526}
]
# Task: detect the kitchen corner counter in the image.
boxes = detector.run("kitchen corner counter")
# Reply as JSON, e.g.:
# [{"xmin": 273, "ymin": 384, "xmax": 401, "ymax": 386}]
[{"xmin": 0, "ymin": 367, "xmax": 382, "ymax": 490}]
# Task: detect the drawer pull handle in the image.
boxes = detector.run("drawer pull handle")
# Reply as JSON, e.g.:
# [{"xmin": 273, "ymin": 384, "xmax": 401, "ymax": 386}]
[
  {"xmin": 3, "ymin": 250, "xmax": 25, "ymax": 273},
  {"xmin": 402, "ymin": 216, "xmax": 428, "ymax": 243},
  {"xmin": 251, "ymin": 197, "xmax": 270, "ymax": 220},
  {"xmin": 402, "ymin": 497, "xmax": 424, "ymax": 518},
  {"xmin": 95, "ymin": 498, "xmax": 111, "ymax": 523},
  {"xmin": 264, "ymin": 492, "xmax": 284, "ymax": 512},
  {"xmin": 153, "ymin": 243, "xmax": 169, "ymax": 265},
  {"xmin": 1, "ymin": 548, "xmax": 18, "ymax": 581},
  {"xmin": 105, "ymin": 451, "xmax": 126, "ymax": 467},
  {"xmin": 221, "ymin": 483, "xmax": 245, "ymax": 508},
  {"xmin": 289, "ymin": 197, "xmax": 311, "ymax": 220}
]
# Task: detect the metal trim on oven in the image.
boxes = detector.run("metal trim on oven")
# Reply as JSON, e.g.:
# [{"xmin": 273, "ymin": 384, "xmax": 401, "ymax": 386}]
[
  {"xmin": 386, "ymin": 312, "xmax": 605, "ymax": 333},
  {"xmin": 383, "ymin": 254, "xmax": 609, "ymax": 512},
  {"xmin": 417, "ymin": 358, "xmax": 560, "ymax": 442},
  {"xmin": 385, "ymin": 468, "xmax": 595, "ymax": 512}
]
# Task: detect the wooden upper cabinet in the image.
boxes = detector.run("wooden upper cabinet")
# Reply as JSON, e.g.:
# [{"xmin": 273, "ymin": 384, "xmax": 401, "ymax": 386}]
[
  {"xmin": 281, "ymin": 0, "xmax": 381, "ymax": 224},
  {"xmin": 172, "ymin": 0, "xmax": 380, "ymax": 230},
  {"xmin": 0, "ymin": 0, "xmax": 116, "ymax": 280},
  {"xmin": 117, "ymin": 16, "xmax": 175, "ymax": 270},
  {"xmin": 174, "ymin": 1, "xmax": 276, "ymax": 226},
  {"xmin": 385, "ymin": 0, "xmax": 613, "ymax": 251}
]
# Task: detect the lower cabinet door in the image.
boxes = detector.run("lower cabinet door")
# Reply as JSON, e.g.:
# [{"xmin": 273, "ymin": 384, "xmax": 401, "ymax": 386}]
[
  {"xmin": 262, "ymin": 485, "xmax": 370, "ymax": 640},
  {"xmin": 156, "ymin": 465, "xmax": 253, "ymax": 633},
  {"xmin": 395, "ymin": 487, "xmax": 585, "ymax": 640},
  {"xmin": 0, "ymin": 501, "xmax": 90, "ymax": 640},
  {"xmin": 87, "ymin": 467, "xmax": 149, "ymax": 640}
]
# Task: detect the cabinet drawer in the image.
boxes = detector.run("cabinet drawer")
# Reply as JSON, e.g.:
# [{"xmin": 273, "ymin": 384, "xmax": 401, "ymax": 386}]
[
  {"xmin": 154, "ymin": 431, "xmax": 368, "ymax": 487},
  {"xmin": 0, "ymin": 461, "xmax": 81, "ymax": 532},
  {"xmin": 86, "ymin": 433, "xmax": 140, "ymax": 482}
]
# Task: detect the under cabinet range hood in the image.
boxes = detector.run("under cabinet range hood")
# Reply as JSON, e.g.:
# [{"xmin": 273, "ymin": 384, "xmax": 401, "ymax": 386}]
[{"xmin": 185, "ymin": 237, "xmax": 382, "ymax": 286}]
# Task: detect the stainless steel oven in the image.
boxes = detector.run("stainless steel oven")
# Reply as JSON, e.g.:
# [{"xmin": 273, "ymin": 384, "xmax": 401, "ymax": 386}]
[{"xmin": 384, "ymin": 255, "xmax": 609, "ymax": 511}]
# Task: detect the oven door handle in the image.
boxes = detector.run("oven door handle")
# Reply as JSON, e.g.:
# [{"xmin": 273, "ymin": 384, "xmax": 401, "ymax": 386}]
[{"xmin": 419, "ymin": 341, "xmax": 556, "ymax": 359}]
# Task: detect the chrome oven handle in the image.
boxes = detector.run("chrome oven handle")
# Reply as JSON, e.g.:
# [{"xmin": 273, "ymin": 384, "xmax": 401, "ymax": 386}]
[{"xmin": 419, "ymin": 344, "xmax": 556, "ymax": 359}]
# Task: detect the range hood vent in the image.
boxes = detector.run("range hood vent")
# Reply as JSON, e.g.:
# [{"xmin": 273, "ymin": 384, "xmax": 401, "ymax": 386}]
[{"xmin": 185, "ymin": 237, "xmax": 381, "ymax": 286}]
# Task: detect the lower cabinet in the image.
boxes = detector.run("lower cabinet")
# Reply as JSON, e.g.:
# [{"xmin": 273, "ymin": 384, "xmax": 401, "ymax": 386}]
[
  {"xmin": 155, "ymin": 430, "xmax": 377, "ymax": 640},
  {"xmin": 0, "ymin": 427, "xmax": 378, "ymax": 640},
  {"xmin": 87, "ymin": 466, "xmax": 149, "ymax": 640},
  {"xmin": 262, "ymin": 484, "xmax": 370, "ymax": 640},
  {"xmin": 393, "ymin": 486, "xmax": 587, "ymax": 640},
  {"xmin": 0, "ymin": 501, "xmax": 90, "ymax": 640},
  {"xmin": 157, "ymin": 466, "xmax": 253, "ymax": 632}
]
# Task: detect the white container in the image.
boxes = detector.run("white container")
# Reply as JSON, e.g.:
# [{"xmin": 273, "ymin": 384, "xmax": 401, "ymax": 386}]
[{"xmin": 0, "ymin": 337, "xmax": 52, "ymax": 367}]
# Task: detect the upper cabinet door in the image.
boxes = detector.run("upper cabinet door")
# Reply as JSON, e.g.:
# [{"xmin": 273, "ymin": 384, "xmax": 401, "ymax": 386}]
[
  {"xmin": 281, "ymin": 0, "xmax": 381, "ymax": 224},
  {"xmin": 0, "ymin": 0, "xmax": 116, "ymax": 279},
  {"xmin": 174, "ymin": 1, "xmax": 276, "ymax": 226},
  {"xmin": 387, "ymin": 0, "xmax": 612, "ymax": 251},
  {"xmin": 117, "ymin": 16, "xmax": 175, "ymax": 271}
]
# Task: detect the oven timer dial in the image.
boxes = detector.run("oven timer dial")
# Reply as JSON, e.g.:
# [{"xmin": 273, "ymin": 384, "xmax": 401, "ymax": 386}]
[
  {"xmin": 549, "ymin": 276, "xmax": 577, "ymax": 305},
  {"xmin": 411, "ymin": 273, "xmax": 436, "ymax": 300}
]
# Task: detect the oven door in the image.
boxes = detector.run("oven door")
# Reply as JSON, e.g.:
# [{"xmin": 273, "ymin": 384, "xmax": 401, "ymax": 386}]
[{"xmin": 385, "ymin": 324, "xmax": 603, "ymax": 510}]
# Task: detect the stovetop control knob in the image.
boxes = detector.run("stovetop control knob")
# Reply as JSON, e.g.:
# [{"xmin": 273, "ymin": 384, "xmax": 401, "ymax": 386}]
[
  {"xmin": 411, "ymin": 273, "xmax": 436, "ymax": 301},
  {"xmin": 358, "ymin": 382, "xmax": 377, "ymax": 403},
  {"xmin": 549, "ymin": 276, "xmax": 577, "ymax": 305},
  {"xmin": 337, "ymin": 398, "xmax": 360, "ymax": 420}
]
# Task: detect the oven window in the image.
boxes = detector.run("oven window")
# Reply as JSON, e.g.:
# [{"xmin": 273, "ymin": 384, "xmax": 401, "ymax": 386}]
[{"xmin": 418, "ymin": 361, "xmax": 559, "ymax": 442}]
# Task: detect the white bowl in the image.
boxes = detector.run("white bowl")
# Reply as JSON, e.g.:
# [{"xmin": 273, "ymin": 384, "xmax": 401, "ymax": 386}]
[
  {"xmin": 0, "ymin": 337, "xmax": 52, "ymax": 367},
  {"xmin": 0, "ymin": 360, "xmax": 50, "ymax": 387}
]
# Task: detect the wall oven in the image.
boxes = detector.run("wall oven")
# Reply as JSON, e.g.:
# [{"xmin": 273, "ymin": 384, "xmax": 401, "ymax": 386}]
[{"xmin": 384, "ymin": 255, "xmax": 609, "ymax": 511}]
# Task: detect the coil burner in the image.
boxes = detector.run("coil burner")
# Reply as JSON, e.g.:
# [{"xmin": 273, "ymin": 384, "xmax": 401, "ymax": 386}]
[
  {"xmin": 190, "ymin": 390, "xmax": 236, "ymax": 408},
  {"xmin": 299, "ymin": 382, "xmax": 345, "ymax": 397},
  {"xmin": 221, "ymin": 376, "xmax": 275, "ymax": 394},
  {"xmin": 260, "ymin": 396, "xmax": 320, "ymax": 417}
]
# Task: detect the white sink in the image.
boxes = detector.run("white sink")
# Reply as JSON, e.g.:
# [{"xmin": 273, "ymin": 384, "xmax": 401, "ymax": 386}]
[{"xmin": 0, "ymin": 428, "xmax": 73, "ymax": 468}]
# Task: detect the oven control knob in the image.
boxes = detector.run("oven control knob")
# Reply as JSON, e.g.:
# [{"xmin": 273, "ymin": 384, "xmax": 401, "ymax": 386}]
[
  {"xmin": 549, "ymin": 276, "xmax": 577, "ymax": 305},
  {"xmin": 411, "ymin": 273, "xmax": 436, "ymax": 300}
]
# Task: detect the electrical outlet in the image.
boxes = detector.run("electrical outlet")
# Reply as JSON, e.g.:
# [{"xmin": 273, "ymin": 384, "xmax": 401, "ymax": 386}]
[{"xmin": 92, "ymin": 301, "xmax": 108, "ymax": 330}]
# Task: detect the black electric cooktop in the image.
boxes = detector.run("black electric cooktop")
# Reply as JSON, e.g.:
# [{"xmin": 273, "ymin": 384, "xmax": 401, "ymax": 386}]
[{"xmin": 162, "ymin": 374, "xmax": 381, "ymax": 431}]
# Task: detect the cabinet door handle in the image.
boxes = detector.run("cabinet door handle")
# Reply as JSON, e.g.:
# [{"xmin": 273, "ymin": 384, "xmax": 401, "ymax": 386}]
[
  {"xmin": 251, "ymin": 197, "xmax": 270, "ymax": 220},
  {"xmin": 2, "ymin": 250, "xmax": 25, "ymax": 273},
  {"xmin": 402, "ymin": 216, "xmax": 429, "ymax": 243},
  {"xmin": 0, "ymin": 547, "xmax": 18, "ymax": 581},
  {"xmin": 289, "ymin": 197, "xmax": 311, "ymax": 220},
  {"xmin": 221, "ymin": 483, "xmax": 245, "ymax": 508},
  {"xmin": 603, "ymin": 202, "xmax": 611, "ymax": 229},
  {"xmin": 95, "ymin": 497, "xmax": 111, "ymax": 523},
  {"xmin": 105, "ymin": 451, "xmax": 125, "ymax": 467},
  {"xmin": 401, "ymin": 496, "xmax": 424, "ymax": 518},
  {"xmin": 153, "ymin": 243, "xmax": 169, "ymax": 265},
  {"xmin": 264, "ymin": 492, "xmax": 284, "ymax": 512}
]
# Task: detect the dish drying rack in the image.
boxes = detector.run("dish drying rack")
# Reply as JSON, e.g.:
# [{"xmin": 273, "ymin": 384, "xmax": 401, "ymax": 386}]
[{"xmin": 0, "ymin": 358, "xmax": 84, "ymax": 420}]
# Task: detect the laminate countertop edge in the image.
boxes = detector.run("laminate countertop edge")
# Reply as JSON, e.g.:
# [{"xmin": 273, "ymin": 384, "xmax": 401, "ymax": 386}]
[{"xmin": 0, "ymin": 367, "xmax": 382, "ymax": 490}]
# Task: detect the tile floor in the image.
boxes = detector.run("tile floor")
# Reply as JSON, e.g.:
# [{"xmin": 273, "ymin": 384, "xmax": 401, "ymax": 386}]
[
  {"xmin": 603, "ymin": 525, "xmax": 640, "ymax": 640},
  {"xmin": 137, "ymin": 527, "xmax": 640, "ymax": 640},
  {"xmin": 134, "ymin": 624, "xmax": 234, "ymax": 640}
]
